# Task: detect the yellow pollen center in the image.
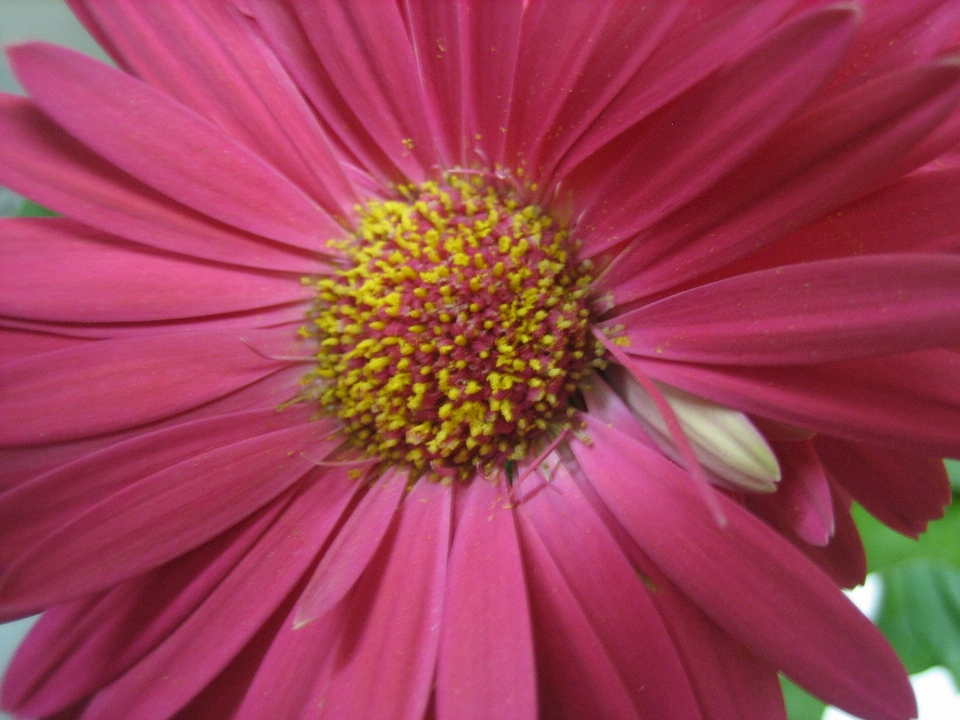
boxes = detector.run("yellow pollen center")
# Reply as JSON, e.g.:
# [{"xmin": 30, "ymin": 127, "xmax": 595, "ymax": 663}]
[{"xmin": 304, "ymin": 174, "xmax": 596, "ymax": 479}]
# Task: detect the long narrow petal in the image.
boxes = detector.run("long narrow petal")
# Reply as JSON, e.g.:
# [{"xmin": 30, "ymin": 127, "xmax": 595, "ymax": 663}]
[
  {"xmin": 317, "ymin": 478, "xmax": 450, "ymax": 720},
  {"xmin": 9, "ymin": 43, "xmax": 342, "ymax": 251},
  {"xmin": 814, "ymin": 437, "xmax": 951, "ymax": 537},
  {"xmin": 572, "ymin": 416, "xmax": 915, "ymax": 720},
  {"xmin": 0, "ymin": 96, "xmax": 318, "ymax": 273},
  {"xmin": 572, "ymin": 5, "xmax": 857, "ymax": 254},
  {"xmin": 79, "ymin": 469, "xmax": 358, "ymax": 720},
  {"xmin": 0, "ymin": 218, "xmax": 309, "ymax": 323},
  {"xmin": 632, "ymin": 350, "xmax": 960, "ymax": 458},
  {"xmin": 600, "ymin": 60, "xmax": 960, "ymax": 304},
  {"xmin": 519, "ymin": 462, "xmax": 702, "ymax": 720},
  {"xmin": 435, "ymin": 478, "xmax": 536, "ymax": 720},
  {"xmin": 294, "ymin": 466, "xmax": 406, "ymax": 626},
  {"xmin": 0, "ymin": 329, "xmax": 300, "ymax": 446},
  {"xmin": 770, "ymin": 440, "xmax": 835, "ymax": 547},
  {"xmin": 67, "ymin": 0, "xmax": 357, "ymax": 218},
  {"xmin": 0, "ymin": 421, "xmax": 339, "ymax": 616},
  {"xmin": 612, "ymin": 255, "xmax": 960, "ymax": 365}
]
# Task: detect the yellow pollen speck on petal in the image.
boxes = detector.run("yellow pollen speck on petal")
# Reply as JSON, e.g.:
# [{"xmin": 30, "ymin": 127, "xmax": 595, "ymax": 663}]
[{"xmin": 301, "ymin": 173, "xmax": 597, "ymax": 480}]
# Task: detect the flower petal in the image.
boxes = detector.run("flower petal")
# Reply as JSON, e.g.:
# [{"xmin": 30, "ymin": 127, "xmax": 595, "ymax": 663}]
[
  {"xmin": 315, "ymin": 477, "xmax": 450, "ymax": 720},
  {"xmin": 78, "ymin": 469, "xmax": 358, "ymax": 720},
  {"xmin": 0, "ymin": 421, "xmax": 339, "ymax": 616},
  {"xmin": 0, "ymin": 96, "xmax": 316, "ymax": 273},
  {"xmin": 9, "ymin": 42, "xmax": 342, "ymax": 252},
  {"xmin": 436, "ymin": 477, "xmax": 537, "ymax": 720},
  {"xmin": 613, "ymin": 255, "xmax": 960, "ymax": 365},
  {"xmin": 572, "ymin": 416, "xmax": 915, "ymax": 720}
]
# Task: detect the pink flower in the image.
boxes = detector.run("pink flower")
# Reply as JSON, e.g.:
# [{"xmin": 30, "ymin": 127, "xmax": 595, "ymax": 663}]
[{"xmin": 2, "ymin": 1, "xmax": 960, "ymax": 719}]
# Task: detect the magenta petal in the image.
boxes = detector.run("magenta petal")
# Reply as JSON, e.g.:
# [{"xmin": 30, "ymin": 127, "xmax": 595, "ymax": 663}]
[
  {"xmin": 317, "ymin": 477, "xmax": 450, "ymax": 720},
  {"xmin": 435, "ymin": 478, "xmax": 536, "ymax": 720},
  {"xmin": 0, "ymin": 420, "xmax": 339, "ymax": 616},
  {"xmin": 770, "ymin": 441, "xmax": 835, "ymax": 547},
  {"xmin": 0, "ymin": 218, "xmax": 310, "ymax": 323},
  {"xmin": 9, "ymin": 42, "xmax": 343, "ymax": 251},
  {"xmin": 519, "ymin": 462, "xmax": 702, "ymax": 720},
  {"xmin": 634, "ymin": 350, "xmax": 960, "ymax": 458},
  {"xmin": 0, "ymin": 96, "xmax": 316, "ymax": 273},
  {"xmin": 2, "ymin": 497, "xmax": 287, "ymax": 718},
  {"xmin": 573, "ymin": 416, "xmax": 915, "ymax": 720},
  {"xmin": 0, "ymin": 329, "xmax": 300, "ymax": 446},
  {"xmin": 0, "ymin": 328, "xmax": 85, "ymax": 364},
  {"xmin": 516, "ymin": 510, "xmax": 640, "ymax": 720},
  {"xmin": 0, "ymin": 405, "xmax": 313, "ymax": 569},
  {"xmin": 814, "ymin": 436, "xmax": 952, "ymax": 538},
  {"xmin": 78, "ymin": 468, "xmax": 358, "ymax": 720},
  {"xmin": 612, "ymin": 255, "xmax": 960, "ymax": 365},
  {"xmin": 65, "ymin": 0, "xmax": 357, "ymax": 218},
  {"xmin": 294, "ymin": 466, "xmax": 406, "ymax": 626}
]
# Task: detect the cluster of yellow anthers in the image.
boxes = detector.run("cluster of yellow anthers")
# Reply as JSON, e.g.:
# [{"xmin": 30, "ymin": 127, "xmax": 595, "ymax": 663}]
[{"xmin": 303, "ymin": 174, "xmax": 601, "ymax": 480}]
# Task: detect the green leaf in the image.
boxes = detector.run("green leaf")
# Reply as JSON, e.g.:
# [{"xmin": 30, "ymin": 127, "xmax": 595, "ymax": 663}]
[
  {"xmin": 946, "ymin": 459, "xmax": 960, "ymax": 494},
  {"xmin": 781, "ymin": 676, "xmax": 827, "ymax": 720},
  {"xmin": 876, "ymin": 559, "xmax": 960, "ymax": 683},
  {"xmin": 15, "ymin": 200, "xmax": 58, "ymax": 218},
  {"xmin": 854, "ymin": 500, "xmax": 960, "ymax": 574}
]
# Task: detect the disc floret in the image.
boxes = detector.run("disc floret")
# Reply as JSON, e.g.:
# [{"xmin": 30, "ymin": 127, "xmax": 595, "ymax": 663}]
[{"xmin": 304, "ymin": 174, "xmax": 596, "ymax": 479}]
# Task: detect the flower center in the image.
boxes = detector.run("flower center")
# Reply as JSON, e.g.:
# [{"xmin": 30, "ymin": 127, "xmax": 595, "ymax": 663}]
[{"xmin": 304, "ymin": 174, "xmax": 596, "ymax": 480}]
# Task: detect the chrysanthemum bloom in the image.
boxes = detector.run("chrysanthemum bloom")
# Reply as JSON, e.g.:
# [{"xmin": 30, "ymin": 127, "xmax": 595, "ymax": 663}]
[{"xmin": 3, "ymin": 1, "xmax": 960, "ymax": 718}]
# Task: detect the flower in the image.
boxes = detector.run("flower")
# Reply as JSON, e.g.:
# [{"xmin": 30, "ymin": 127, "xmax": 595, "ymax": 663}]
[{"xmin": 2, "ymin": 1, "xmax": 960, "ymax": 719}]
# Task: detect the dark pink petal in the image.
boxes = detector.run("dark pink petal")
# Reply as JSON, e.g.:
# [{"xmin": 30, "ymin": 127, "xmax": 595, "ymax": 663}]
[
  {"xmin": 797, "ymin": 485, "xmax": 868, "ymax": 589},
  {"xmin": 9, "ymin": 43, "xmax": 342, "ymax": 251},
  {"xmin": 0, "ymin": 327, "xmax": 85, "ymax": 363},
  {"xmin": 600, "ymin": 60, "xmax": 960, "ymax": 304},
  {"xmin": 632, "ymin": 350, "xmax": 960, "ymax": 458},
  {"xmin": 66, "ymin": 0, "xmax": 357, "ymax": 218},
  {"xmin": 612, "ymin": 255, "xmax": 960, "ymax": 365},
  {"xmin": 285, "ymin": 0, "xmax": 439, "ymax": 180},
  {"xmin": 519, "ymin": 463, "xmax": 702, "ymax": 720},
  {"xmin": 553, "ymin": 0, "xmax": 796, "ymax": 182},
  {"xmin": 506, "ymin": 0, "xmax": 684, "ymax": 179},
  {"xmin": 2, "ymin": 497, "xmax": 287, "ymax": 717},
  {"xmin": 0, "ymin": 421, "xmax": 339, "ymax": 616},
  {"xmin": 436, "ymin": 478, "xmax": 536, "ymax": 720},
  {"xmin": 517, "ymin": 510, "xmax": 640, "ymax": 720},
  {"xmin": 0, "ymin": 405, "xmax": 314, "ymax": 569},
  {"xmin": 572, "ymin": 6, "xmax": 857, "ymax": 254},
  {"xmin": 573, "ymin": 416, "xmax": 915, "ymax": 720},
  {"xmin": 78, "ymin": 468, "xmax": 358, "ymax": 720},
  {"xmin": 294, "ymin": 466, "xmax": 406, "ymax": 626},
  {"xmin": 768, "ymin": 441, "xmax": 835, "ymax": 547},
  {"xmin": 0, "ymin": 96, "xmax": 316, "ymax": 273},
  {"xmin": 814, "ymin": 437, "xmax": 952, "ymax": 538},
  {"xmin": 0, "ymin": 218, "xmax": 310, "ymax": 323},
  {"xmin": 316, "ymin": 478, "xmax": 450, "ymax": 720},
  {"xmin": 0, "ymin": 329, "xmax": 301, "ymax": 445}
]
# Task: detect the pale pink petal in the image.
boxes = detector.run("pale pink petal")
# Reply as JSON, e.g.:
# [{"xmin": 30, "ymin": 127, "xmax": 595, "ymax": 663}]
[
  {"xmin": 294, "ymin": 466, "xmax": 406, "ymax": 626},
  {"xmin": 611, "ymin": 255, "xmax": 960, "ymax": 365},
  {"xmin": 572, "ymin": 6, "xmax": 857, "ymax": 255},
  {"xmin": 2, "ymin": 497, "xmax": 287, "ymax": 717},
  {"xmin": 573, "ymin": 416, "xmax": 915, "ymax": 720},
  {"xmin": 66, "ymin": 0, "xmax": 357, "ymax": 218},
  {"xmin": 552, "ymin": 0, "xmax": 796, "ymax": 182},
  {"xmin": 0, "ymin": 421, "xmax": 340, "ymax": 617},
  {"xmin": 78, "ymin": 468, "xmax": 358, "ymax": 720},
  {"xmin": 9, "ymin": 43, "xmax": 343, "ymax": 252},
  {"xmin": 516, "ymin": 510, "xmax": 640, "ymax": 720},
  {"xmin": 0, "ymin": 405, "xmax": 313, "ymax": 569},
  {"xmin": 518, "ymin": 463, "xmax": 702, "ymax": 720},
  {"xmin": 316, "ymin": 477, "xmax": 450, "ymax": 720},
  {"xmin": 436, "ymin": 478, "xmax": 536, "ymax": 720},
  {"xmin": 814, "ymin": 437, "xmax": 952, "ymax": 538},
  {"xmin": 0, "ymin": 96, "xmax": 316, "ymax": 273},
  {"xmin": 0, "ymin": 218, "xmax": 309, "ymax": 324},
  {"xmin": 506, "ymin": 0, "xmax": 684, "ymax": 179},
  {"xmin": 284, "ymin": 0, "xmax": 440, "ymax": 180},
  {"xmin": 600, "ymin": 60, "xmax": 960, "ymax": 304},
  {"xmin": 0, "ymin": 329, "xmax": 303, "ymax": 446},
  {"xmin": 632, "ymin": 350, "xmax": 960, "ymax": 458}
]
